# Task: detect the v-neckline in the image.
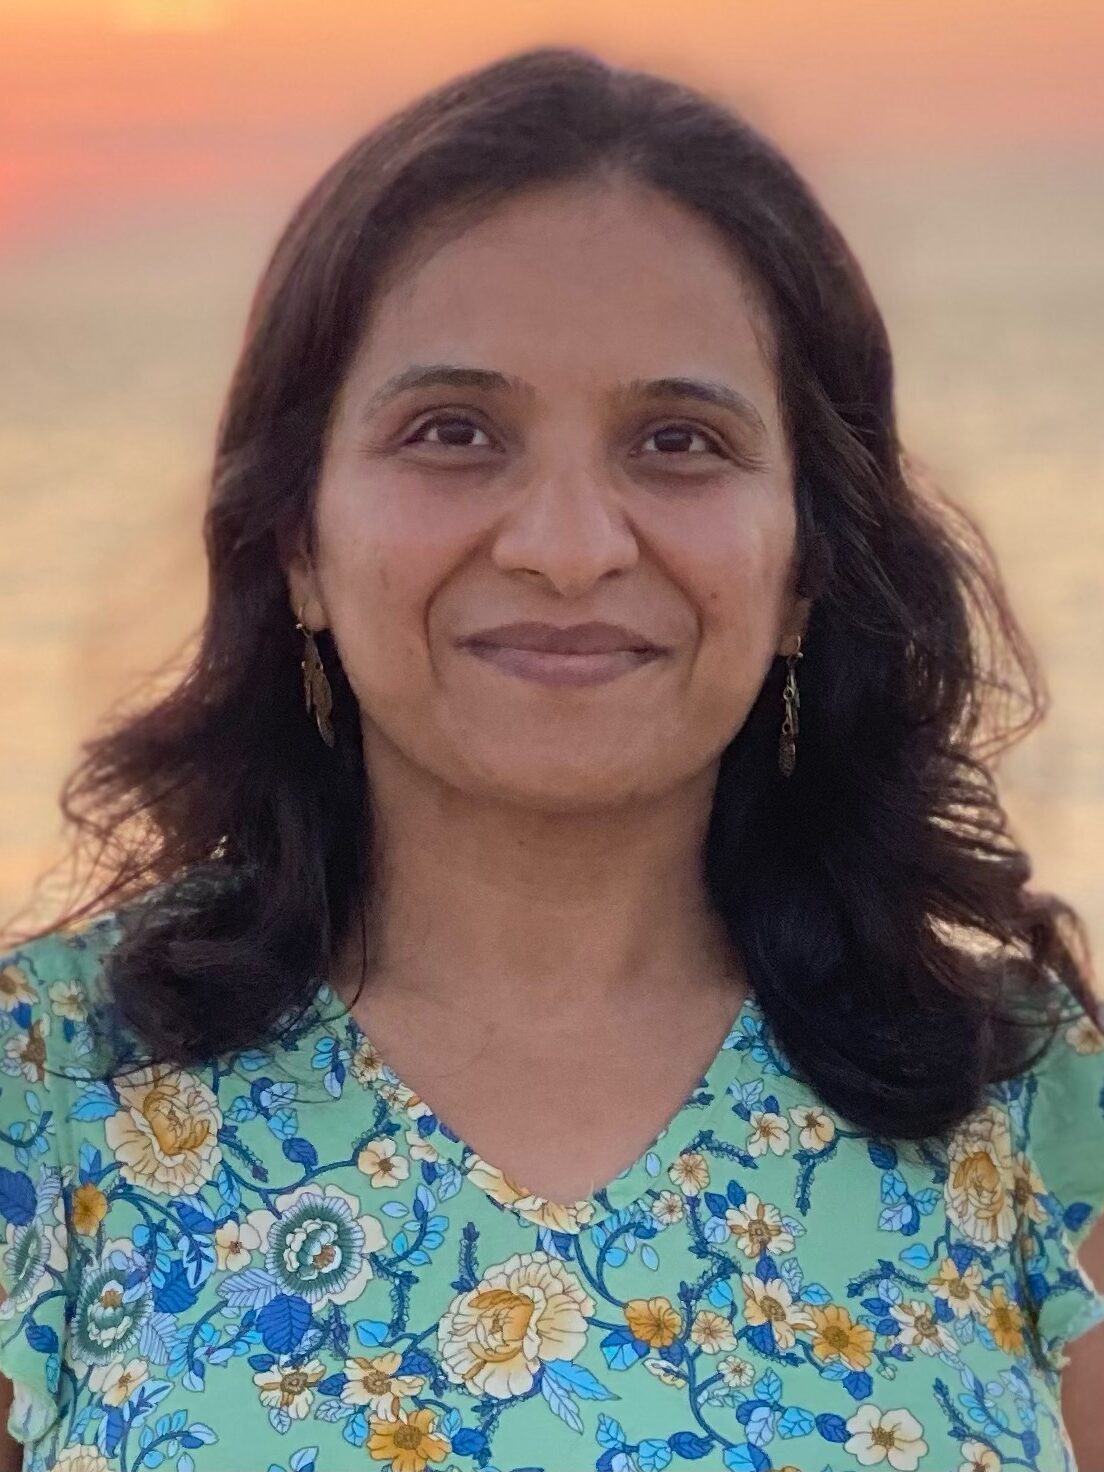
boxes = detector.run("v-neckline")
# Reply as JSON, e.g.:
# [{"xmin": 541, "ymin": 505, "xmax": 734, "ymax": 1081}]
[{"xmin": 309, "ymin": 979, "xmax": 770, "ymax": 1233}]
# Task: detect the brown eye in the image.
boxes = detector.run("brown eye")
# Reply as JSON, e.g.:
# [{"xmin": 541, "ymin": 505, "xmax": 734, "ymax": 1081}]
[
  {"xmin": 405, "ymin": 415, "xmax": 493, "ymax": 449},
  {"xmin": 640, "ymin": 423, "xmax": 726, "ymax": 457},
  {"xmin": 399, "ymin": 414, "xmax": 750, "ymax": 466}
]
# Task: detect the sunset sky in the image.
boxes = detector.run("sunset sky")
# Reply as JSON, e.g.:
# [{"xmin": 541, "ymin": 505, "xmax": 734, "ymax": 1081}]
[
  {"xmin": 2, "ymin": 2, "xmax": 1101, "ymax": 947},
  {"xmin": 3, "ymin": 0, "xmax": 1103, "ymax": 253}
]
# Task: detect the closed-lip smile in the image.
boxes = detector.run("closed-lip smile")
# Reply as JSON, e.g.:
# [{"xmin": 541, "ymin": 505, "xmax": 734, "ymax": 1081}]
[
  {"xmin": 459, "ymin": 620, "xmax": 665, "ymax": 654},
  {"xmin": 458, "ymin": 621, "xmax": 668, "ymax": 687}
]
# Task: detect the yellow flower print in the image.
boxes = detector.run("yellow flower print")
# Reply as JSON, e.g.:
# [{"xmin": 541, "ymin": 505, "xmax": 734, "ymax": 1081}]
[
  {"xmin": 1065, "ymin": 1011, "xmax": 1104, "ymax": 1054},
  {"xmin": 4, "ymin": 1017, "xmax": 49, "ymax": 1084},
  {"xmin": 252, "ymin": 1357, "xmax": 326, "ymax": 1418},
  {"xmin": 788, "ymin": 1104, "xmax": 836, "ymax": 1151},
  {"xmin": 378, "ymin": 1077, "xmax": 423, "ymax": 1114},
  {"xmin": 725, "ymin": 1192, "xmax": 795, "ymax": 1259},
  {"xmin": 844, "ymin": 1403, "xmax": 928, "ymax": 1469},
  {"xmin": 624, "ymin": 1296, "xmax": 683, "ymax": 1348},
  {"xmin": 943, "ymin": 1104, "xmax": 1017, "ymax": 1247},
  {"xmin": 356, "ymin": 1136, "xmax": 411, "ymax": 1188},
  {"xmin": 747, "ymin": 1108, "xmax": 790, "ymax": 1157},
  {"xmin": 510, "ymin": 1193, "xmax": 599, "ymax": 1233},
  {"xmin": 982, "ymin": 1282, "xmax": 1026, "ymax": 1356},
  {"xmin": 928, "ymin": 1257, "xmax": 986, "ymax": 1319},
  {"xmin": 959, "ymin": 1439, "xmax": 1002, "ymax": 1471},
  {"xmin": 105, "ymin": 1066, "xmax": 222, "ymax": 1195},
  {"xmin": 405, "ymin": 1127, "xmax": 438, "ymax": 1163},
  {"xmin": 740, "ymin": 1273, "xmax": 815, "ymax": 1350},
  {"xmin": 366, "ymin": 1404, "xmax": 451, "ymax": 1470},
  {"xmin": 689, "ymin": 1308, "xmax": 737, "ymax": 1352},
  {"xmin": 71, "ymin": 1183, "xmax": 108, "ymax": 1236},
  {"xmin": 350, "ymin": 1035, "xmax": 387, "ymax": 1086},
  {"xmin": 717, "ymin": 1354, "xmax": 756, "ymax": 1387},
  {"xmin": 50, "ymin": 1447, "xmax": 114, "ymax": 1472},
  {"xmin": 808, "ymin": 1303, "xmax": 876, "ymax": 1370},
  {"xmin": 650, "ymin": 1190, "xmax": 685, "ymax": 1226},
  {"xmin": 341, "ymin": 1349, "xmax": 425, "ymax": 1416},
  {"xmin": 464, "ymin": 1160, "xmax": 596, "ymax": 1233},
  {"xmin": 437, "ymin": 1250, "xmax": 594, "ymax": 1399},
  {"xmin": 1010, "ymin": 1151, "xmax": 1049, "ymax": 1225},
  {"xmin": 90, "ymin": 1357, "xmax": 148, "ymax": 1406},
  {"xmin": 214, "ymin": 1217, "xmax": 260, "ymax": 1271},
  {"xmin": 0, "ymin": 965, "xmax": 34, "ymax": 1012},
  {"xmin": 668, "ymin": 1150, "xmax": 710, "ymax": 1196},
  {"xmin": 889, "ymin": 1298, "xmax": 958, "ymax": 1355},
  {"xmin": 48, "ymin": 978, "xmax": 88, "ymax": 1022}
]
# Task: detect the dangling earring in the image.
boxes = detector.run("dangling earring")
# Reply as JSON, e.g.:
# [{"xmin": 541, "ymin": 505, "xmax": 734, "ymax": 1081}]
[
  {"xmin": 778, "ymin": 634, "xmax": 803, "ymax": 777},
  {"xmin": 295, "ymin": 600, "xmax": 335, "ymax": 748}
]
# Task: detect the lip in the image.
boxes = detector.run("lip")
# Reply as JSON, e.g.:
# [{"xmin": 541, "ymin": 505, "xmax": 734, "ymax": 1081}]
[
  {"xmin": 463, "ymin": 644, "xmax": 663, "ymax": 686},
  {"xmin": 459, "ymin": 620, "xmax": 664, "ymax": 655},
  {"xmin": 459, "ymin": 621, "xmax": 668, "ymax": 688}
]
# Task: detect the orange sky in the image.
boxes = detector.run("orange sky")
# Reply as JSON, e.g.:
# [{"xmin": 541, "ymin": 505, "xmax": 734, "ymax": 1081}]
[{"xmin": 2, "ymin": 0, "xmax": 1103, "ymax": 252}]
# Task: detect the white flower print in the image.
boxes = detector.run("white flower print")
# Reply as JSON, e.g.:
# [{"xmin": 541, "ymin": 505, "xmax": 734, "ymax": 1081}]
[
  {"xmin": 747, "ymin": 1108, "xmax": 790, "ymax": 1157},
  {"xmin": 845, "ymin": 1403, "xmax": 929, "ymax": 1469}
]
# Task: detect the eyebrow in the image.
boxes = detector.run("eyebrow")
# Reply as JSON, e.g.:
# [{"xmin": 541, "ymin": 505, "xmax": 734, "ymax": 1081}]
[{"xmin": 360, "ymin": 363, "xmax": 768, "ymax": 440}]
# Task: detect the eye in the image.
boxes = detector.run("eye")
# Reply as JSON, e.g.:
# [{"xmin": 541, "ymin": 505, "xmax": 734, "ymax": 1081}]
[
  {"xmin": 403, "ymin": 414, "xmax": 494, "ymax": 450},
  {"xmin": 399, "ymin": 414, "xmax": 743, "ymax": 464},
  {"xmin": 637, "ymin": 422, "xmax": 727, "ymax": 458},
  {"xmin": 403, "ymin": 415, "xmax": 727, "ymax": 453}
]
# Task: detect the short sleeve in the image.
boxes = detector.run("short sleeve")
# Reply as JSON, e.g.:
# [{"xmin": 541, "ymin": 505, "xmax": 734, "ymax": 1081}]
[
  {"xmin": 1010, "ymin": 977, "xmax": 1104, "ymax": 1373},
  {"xmin": 0, "ymin": 914, "xmax": 120, "ymax": 1445}
]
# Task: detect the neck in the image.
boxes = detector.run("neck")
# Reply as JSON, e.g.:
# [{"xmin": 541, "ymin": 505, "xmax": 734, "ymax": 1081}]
[{"xmin": 337, "ymin": 736, "xmax": 743, "ymax": 1027}]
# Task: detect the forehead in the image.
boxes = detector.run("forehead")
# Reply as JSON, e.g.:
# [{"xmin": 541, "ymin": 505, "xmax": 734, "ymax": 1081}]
[{"xmin": 346, "ymin": 179, "xmax": 781, "ymax": 425}]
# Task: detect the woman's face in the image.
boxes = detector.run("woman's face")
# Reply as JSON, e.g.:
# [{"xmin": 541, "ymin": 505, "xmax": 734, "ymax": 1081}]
[{"xmin": 288, "ymin": 177, "xmax": 808, "ymax": 811}]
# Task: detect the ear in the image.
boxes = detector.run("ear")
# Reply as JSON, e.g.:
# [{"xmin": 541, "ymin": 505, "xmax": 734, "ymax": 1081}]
[
  {"xmin": 280, "ymin": 524, "xmax": 324, "ymax": 630},
  {"xmin": 779, "ymin": 595, "xmax": 812, "ymax": 656}
]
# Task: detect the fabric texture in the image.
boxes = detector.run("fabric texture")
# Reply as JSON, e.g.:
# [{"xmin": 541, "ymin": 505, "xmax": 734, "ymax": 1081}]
[{"xmin": 0, "ymin": 910, "xmax": 1101, "ymax": 1472}]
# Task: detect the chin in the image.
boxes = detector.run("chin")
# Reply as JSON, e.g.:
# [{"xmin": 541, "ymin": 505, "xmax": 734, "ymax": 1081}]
[{"xmin": 458, "ymin": 756, "xmax": 672, "ymax": 812}]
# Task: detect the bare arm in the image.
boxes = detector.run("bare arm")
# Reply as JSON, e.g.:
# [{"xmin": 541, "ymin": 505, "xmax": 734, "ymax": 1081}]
[
  {"xmin": 0, "ymin": 1376, "xmax": 22, "ymax": 1472},
  {"xmin": 1063, "ymin": 1215, "xmax": 1104, "ymax": 1469}
]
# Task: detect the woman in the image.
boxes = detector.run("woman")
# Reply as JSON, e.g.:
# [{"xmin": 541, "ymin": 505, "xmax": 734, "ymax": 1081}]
[{"xmin": 0, "ymin": 45, "xmax": 1101, "ymax": 1472}]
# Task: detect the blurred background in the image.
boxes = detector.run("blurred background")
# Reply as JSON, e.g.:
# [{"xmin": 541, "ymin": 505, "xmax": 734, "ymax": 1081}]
[{"xmin": 1, "ymin": 0, "xmax": 1101, "ymax": 977}]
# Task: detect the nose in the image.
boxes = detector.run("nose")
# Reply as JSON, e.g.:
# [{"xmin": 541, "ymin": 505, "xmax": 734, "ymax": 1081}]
[{"xmin": 489, "ymin": 468, "xmax": 640, "ymax": 595}]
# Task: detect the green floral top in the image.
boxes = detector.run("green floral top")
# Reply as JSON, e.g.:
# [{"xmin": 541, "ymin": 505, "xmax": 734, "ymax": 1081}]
[{"xmin": 0, "ymin": 911, "xmax": 1102, "ymax": 1472}]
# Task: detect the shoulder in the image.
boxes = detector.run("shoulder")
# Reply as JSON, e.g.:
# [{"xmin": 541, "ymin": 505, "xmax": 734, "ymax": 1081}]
[
  {"xmin": 0, "ymin": 908, "xmax": 136, "ymax": 1189},
  {"xmin": 0, "ymin": 910, "xmax": 129, "ymax": 1442},
  {"xmin": 991, "ymin": 973, "xmax": 1104, "ymax": 1371},
  {"xmin": 0, "ymin": 910, "xmax": 128, "ymax": 1082},
  {"xmin": 0, "ymin": 909, "xmax": 126, "ymax": 994},
  {"xmin": 1003, "ymin": 973, "xmax": 1104, "ymax": 1238}
]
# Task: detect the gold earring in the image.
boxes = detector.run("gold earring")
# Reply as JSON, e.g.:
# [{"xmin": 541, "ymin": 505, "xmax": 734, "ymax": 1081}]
[
  {"xmin": 295, "ymin": 600, "xmax": 335, "ymax": 748},
  {"xmin": 779, "ymin": 634, "xmax": 803, "ymax": 777}
]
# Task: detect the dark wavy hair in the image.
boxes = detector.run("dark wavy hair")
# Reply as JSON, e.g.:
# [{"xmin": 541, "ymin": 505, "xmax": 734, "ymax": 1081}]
[{"xmin": 4, "ymin": 45, "xmax": 1097, "ymax": 1142}]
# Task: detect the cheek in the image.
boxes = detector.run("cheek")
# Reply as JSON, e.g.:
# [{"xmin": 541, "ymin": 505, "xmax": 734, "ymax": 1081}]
[
  {"xmin": 319, "ymin": 475, "xmax": 474, "ymax": 627},
  {"xmin": 694, "ymin": 519, "xmax": 792, "ymax": 640},
  {"xmin": 321, "ymin": 532, "xmax": 435, "ymax": 709},
  {"xmin": 687, "ymin": 528, "xmax": 794, "ymax": 708}
]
